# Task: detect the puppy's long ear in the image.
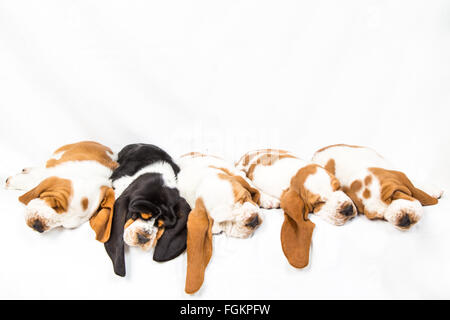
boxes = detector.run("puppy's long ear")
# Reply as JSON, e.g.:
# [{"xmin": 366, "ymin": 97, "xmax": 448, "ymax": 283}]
[
  {"xmin": 19, "ymin": 177, "xmax": 72, "ymax": 213},
  {"xmin": 104, "ymin": 197, "xmax": 129, "ymax": 277},
  {"xmin": 90, "ymin": 186, "xmax": 115, "ymax": 243},
  {"xmin": 185, "ymin": 198, "xmax": 213, "ymax": 294},
  {"xmin": 153, "ymin": 197, "xmax": 191, "ymax": 262},
  {"xmin": 280, "ymin": 188, "xmax": 315, "ymax": 268},
  {"xmin": 371, "ymin": 168, "xmax": 438, "ymax": 206},
  {"xmin": 232, "ymin": 176, "xmax": 261, "ymax": 205}
]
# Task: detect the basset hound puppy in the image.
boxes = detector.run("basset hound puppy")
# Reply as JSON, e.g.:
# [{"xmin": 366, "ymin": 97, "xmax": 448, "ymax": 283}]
[
  {"xmin": 312, "ymin": 144, "xmax": 443, "ymax": 229},
  {"xmin": 177, "ymin": 152, "xmax": 266, "ymax": 294},
  {"xmin": 105, "ymin": 144, "xmax": 191, "ymax": 277},
  {"xmin": 236, "ymin": 149, "xmax": 357, "ymax": 269},
  {"xmin": 5, "ymin": 141, "xmax": 117, "ymax": 241}
]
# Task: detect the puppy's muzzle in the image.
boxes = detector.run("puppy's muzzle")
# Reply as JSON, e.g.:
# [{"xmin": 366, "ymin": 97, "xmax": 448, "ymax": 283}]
[
  {"xmin": 397, "ymin": 214, "xmax": 412, "ymax": 228},
  {"xmin": 27, "ymin": 218, "xmax": 48, "ymax": 233},
  {"xmin": 340, "ymin": 203, "xmax": 355, "ymax": 217},
  {"xmin": 245, "ymin": 214, "xmax": 261, "ymax": 229},
  {"xmin": 137, "ymin": 232, "xmax": 151, "ymax": 245}
]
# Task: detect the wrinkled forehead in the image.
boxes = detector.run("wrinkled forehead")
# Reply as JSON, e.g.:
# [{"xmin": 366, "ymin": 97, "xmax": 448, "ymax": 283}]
[{"xmin": 303, "ymin": 167, "xmax": 337, "ymax": 196}]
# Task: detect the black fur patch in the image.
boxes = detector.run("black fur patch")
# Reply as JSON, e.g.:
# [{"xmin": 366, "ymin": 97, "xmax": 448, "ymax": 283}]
[
  {"xmin": 110, "ymin": 143, "xmax": 180, "ymax": 181},
  {"xmin": 104, "ymin": 144, "xmax": 190, "ymax": 277}
]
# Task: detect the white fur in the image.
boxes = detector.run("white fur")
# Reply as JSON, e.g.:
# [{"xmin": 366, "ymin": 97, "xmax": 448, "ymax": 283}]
[
  {"xmin": 113, "ymin": 161, "xmax": 177, "ymax": 198},
  {"xmin": 312, "ymin": 145, "xmax": 440, "ymax": 228},
  {"xmin": 7, "ymin": 159, "xmax": 115, "ymax": 232},
  {"xmin": 236, "ymin": 150, "xmax": 356, "ymax": 226},
  {"xmin": 177, "ymin": 154, "xmax": 262, "ymax": 238}
]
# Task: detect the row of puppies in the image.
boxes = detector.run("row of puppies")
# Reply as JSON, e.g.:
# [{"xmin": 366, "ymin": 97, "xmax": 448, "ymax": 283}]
[{"xmin": 6, "ymin": 142, "xmax": 442, "ymax": 294}]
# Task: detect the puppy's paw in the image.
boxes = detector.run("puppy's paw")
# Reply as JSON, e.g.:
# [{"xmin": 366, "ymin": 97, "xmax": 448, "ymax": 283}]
[{"xmin": 259, "ymin": 194, "xmax": 280, "ymax": 209}]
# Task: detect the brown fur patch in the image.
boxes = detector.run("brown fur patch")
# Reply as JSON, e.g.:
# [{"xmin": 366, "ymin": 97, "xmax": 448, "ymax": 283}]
[
  {"xmin": 246, "ymin": 152, "xmax": 297, "ymax": 180},
  {"xmin": 363, "ymin": 189, "xmax": 371, "ymax": 199},
  {"xmin": 350, "ymin": 180, "xmax": 363, "ymax": 192},
  {"xmin": 186, "ymin": 198, "xmax": 214, "ymax": 294},
  {"xmin": 280, "ymin": 188, "xmax": 315, "ymax": 268},
  {"xmin": 214, "ymin": 167, "xmax": 260, "ymax": 205},
  {"xmin": 316, "ymin": 144, "xmax": 363, "ymax": 154},
  {"xmin": 289, "ymin": 164, "xmax": 325, "ymax": 212},
  {"xmin": 324, "ymin": 158, "xmax": 336, "ymax": 175},
  {"xmin": 124, "ymin": 219, "xmax": 134, "ymax": 230},
  {"xmin": 81, "ymin": 197, "xmax": 89, "ymax": 210},
  {"xmin": 369, "ymin": 167, "xmax": 438, "ymax": 206},
  {"xmin": 236, "ymin": 149, "xmax": 290, "ymax": 167},
  {"xmin": 46, "ymin": 141, "xmax": 118, "ymax": 170},
  {"xmin": 89, "ymin": 186, "xmax": 115, "ymax": 243},
  {"xmin": 364, "ymin": 175, "xmax": 373, "ymax": 186},
  {"xmin": 19, "ymin": 177, "xmax": 73, "ymax": 213}
]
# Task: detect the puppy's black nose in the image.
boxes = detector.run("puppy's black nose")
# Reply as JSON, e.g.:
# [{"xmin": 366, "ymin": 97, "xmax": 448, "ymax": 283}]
[
  {"xmin": 137, "ymin": 233, "xmax": 150, "ymax": 244},
  {"xmin": 340, "ymin": 204, "xmax": 354, "ymax": 217},
  {"xmin": 398, "ymin": 215, "xmax": 411, "ymax": 228},
  {"xmin": 245, "ymin": 214, "xmax": 260, "ymax": 229},
  {"xmin": 32, "ymin": 220, "xmax": 45, "ymax": 233}
]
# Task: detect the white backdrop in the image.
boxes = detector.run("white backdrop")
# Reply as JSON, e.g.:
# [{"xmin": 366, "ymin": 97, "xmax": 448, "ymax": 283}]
[{"xmin": 0, "ymin": 1, "xmax": 449, "ymax": 299}]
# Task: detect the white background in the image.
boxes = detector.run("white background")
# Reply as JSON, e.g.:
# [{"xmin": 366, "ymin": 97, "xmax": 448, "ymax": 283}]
[{"xmin": 0, "ymin": 1, "xmax": 449, "ymax": 299}]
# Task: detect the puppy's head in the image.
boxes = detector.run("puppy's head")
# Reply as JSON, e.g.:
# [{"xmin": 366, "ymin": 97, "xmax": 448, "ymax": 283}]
[
  {"xmin": 211, "ymin": 167, "xmax": 262, "ymax": 238},
  {"xmin": 19, "ymin": 177, "xmax": 73, "ymax": 232},
  {"xmin": 369, "ymin": 168, "xmax": 438, "ymax": 230},
  {"xmin": 292, "ymin": 164, "xmax": 356, "ymax": 226},
  {"xmin": 18, "ymin": 177, "xmax": 115, "ymax": 238},
  {"xmin": 105, "ymin": 173, "xmax": 190, "ymax": 277}
]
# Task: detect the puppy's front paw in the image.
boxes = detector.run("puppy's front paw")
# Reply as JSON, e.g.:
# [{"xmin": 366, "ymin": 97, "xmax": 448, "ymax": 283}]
[{"xmin": 259, "ymin": 194, "xmax": 280, "ymax": 209}]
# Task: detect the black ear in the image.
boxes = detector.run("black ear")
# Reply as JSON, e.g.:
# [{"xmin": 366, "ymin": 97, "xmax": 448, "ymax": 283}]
[
  {"xmin": 104, "ymin": 197, "xmax": 130, "ymax": 277},
  {"xmin": 153, "ymin": 197, "xmax": 191, "ymax": 262}
]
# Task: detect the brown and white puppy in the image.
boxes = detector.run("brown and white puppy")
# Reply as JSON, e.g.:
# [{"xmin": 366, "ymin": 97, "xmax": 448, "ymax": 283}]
[
  {"xmin": 5, "ymin": 141, "xmax": 117, "ymax": 241},
  {"xmin": 312, "ymin": 144, "xmax": 443, "ymax": 229},
  {"xmin": 236, "ymin": 149, "xmax": 357, "ymax": 269},
  {"xmin": 177, "ymin": 152, "xmax": 264, "ymax": 294}
]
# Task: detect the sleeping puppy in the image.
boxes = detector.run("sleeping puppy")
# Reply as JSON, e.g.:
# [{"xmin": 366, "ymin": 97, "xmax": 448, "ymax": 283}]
[
  {"xmin": 312, "ymin": 144, "xmax": 443, "ymax": 229},
  {"xmin": 236, "ymin": 149, "xmax": 357, "ymax": 269},
  {"xmin": 105, "ymin": 144, "xmax": 191, "ymax": 277},
  {"xmin": 5, "ymin": 141, "xmax": 117, "ymax": 241},
  {"xmin": 177, "ymin": 152, "xmax": 263, "ymax": 294}
]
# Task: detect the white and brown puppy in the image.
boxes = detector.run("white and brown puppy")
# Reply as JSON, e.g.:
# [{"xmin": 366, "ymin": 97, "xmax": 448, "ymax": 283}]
[
  {"xmin": 105, "ymin": 144, "xmax": 190, "ymax": 277},
  {"xmin": 312, "ymin": 144, "xmax": 442, "ymax": 229},
  {"xmin": 177, "ymin": 152, "xmax": 264, "ymax": 294},
  {"xmin": 5, "ymin": 141, "xmax": 117, "ymax": 242},
  {"xmin": 236, "ymin": 149, "xmax": 357, "ymax": 269}
]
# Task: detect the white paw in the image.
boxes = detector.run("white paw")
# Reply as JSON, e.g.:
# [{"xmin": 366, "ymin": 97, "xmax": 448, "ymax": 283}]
[{"xmin": 259, "ymin": 194, "xmax": 280, "ymax": 209}]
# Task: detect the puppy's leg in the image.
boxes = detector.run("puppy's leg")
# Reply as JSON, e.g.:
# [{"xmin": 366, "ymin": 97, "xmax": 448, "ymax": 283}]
[{"xmin": 5, "ymin": 167, "xmax": 46, "ymax": 191}]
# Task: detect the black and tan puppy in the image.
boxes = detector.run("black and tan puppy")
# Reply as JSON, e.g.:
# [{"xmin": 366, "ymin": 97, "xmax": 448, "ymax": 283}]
[{"xmin": 105, "ymin": 144, "xmax": 190, "ymax": 277}]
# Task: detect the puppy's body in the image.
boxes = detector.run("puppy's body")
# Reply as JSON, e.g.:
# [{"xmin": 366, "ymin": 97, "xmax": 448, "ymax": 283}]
[
  {"xmin": 177, "ymin": 153, "xmax": 263, "ymax": 294},
  {"xmin": 6, "ymin": 141, "xmax": 117, "ymax": 239},
  {"xmin": 312, "ymin": 144, "xmax": 442, "ymax": 229},
  {"xmin": 236, "ymin": 149, "xmax": 357, "ymax": 272},
  {"xmin": 236, "ymin": 149, "xmax": 356, "ymax": 226},
  {"xmin": 105, "ymin": 144, "xmax": 190, "ymax": 277}
]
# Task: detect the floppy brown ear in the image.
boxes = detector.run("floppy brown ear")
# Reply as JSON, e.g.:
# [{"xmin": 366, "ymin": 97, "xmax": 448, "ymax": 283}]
[
  {"xmin": 391, "ymin": 170, "xmax": 438, "ymax": 206},
  {"xmin": 90, "ymin": 186, "xmax": 115, "ymax": 243},
  {"xmin": 233, "ymin": 176, "xmax": 261, "ymax": 205},
  {"xmin": 19, "ymin": 177, "xmax": 72, "ymax": 213},
  {"xmin": 371, "ymin": 168, "xmax": 438, "ymax": 206},
  {"xmin": 185, "ymin": 198, "xmax": 214, "ymax": 294},
  {"xmin": 280, "ymin": 188, "xmax": 315, "ymax": 268}
]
